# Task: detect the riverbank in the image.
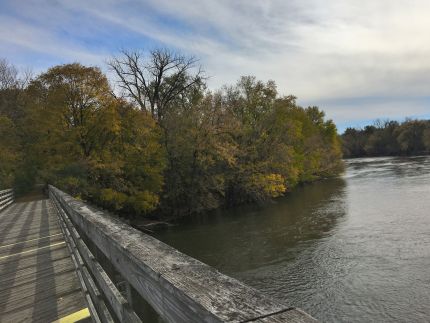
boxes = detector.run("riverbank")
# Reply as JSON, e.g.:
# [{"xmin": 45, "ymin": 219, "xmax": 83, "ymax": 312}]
[
  {"xmin": 341, "ymin": 119, "xmax": 430, "ymax": 158},
  {"xmin": 154, "ymin": 156, "xmax": 430, "ymax": 322}
]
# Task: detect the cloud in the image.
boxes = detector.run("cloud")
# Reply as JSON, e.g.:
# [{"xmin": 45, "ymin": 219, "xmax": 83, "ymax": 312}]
[
  {"xmin": 0, "ymin": 0, "xmax": 429, "ymax": 127},
  {"xmin": 319, "ymin": 96, "xmax": 430, "ymax": 119},
  {"xmin": 0, "ymin": 15, "xmax": 104, "ymax": 65}
]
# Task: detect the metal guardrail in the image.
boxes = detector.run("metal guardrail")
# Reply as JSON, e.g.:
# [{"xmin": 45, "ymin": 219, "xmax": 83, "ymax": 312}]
[
  {"xmin": 0, "ymin": 189, "xmax": 14, "ymax": 212},
  {"xmin": 49, "ymin": 185, "xmax": 317, "ymax": 323}
]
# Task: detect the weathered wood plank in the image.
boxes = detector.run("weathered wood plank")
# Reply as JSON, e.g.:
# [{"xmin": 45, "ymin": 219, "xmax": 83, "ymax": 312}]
[
  {"xmin": 1, "ymin": 229, "xmax": 63, "ymax": 247},
  {"xmin": 0, "ymin": 240, "xmax": 66, "ymax": 265},
  {"xmin": 55, "ymin": 199, "xmax": 140, "ymax": 322},
  {"xmin": 0, "ymin": 215, "xmax": 59, "ymax": 228},
  {"xmin": 54, "ymin": 192, "xmax": 139, "ymax": 323},
  {"xmin": 0, "ymin": 256, "xmax": 74, "ymax": 287},
  {"xmin": 0, "ymin": 199, "xmax": 89, "ymax": 323},
  {"xmin": 0, "ymin": 202, "xmax": 19, "ymax": 216},
  {"xmin": 0, "ymin": 233, "xmax": 64, "ymax": 258},
  {"xmin": 50, "ymin": 185, "xmax": 317, "ymax": 323},
  {"xmin": 0, "ymin": 207, "xmax": 62, "ymax": 243},
  {"xmin": 75, "ymin": 230, "xmax": 140, "ymax": 322},
  {"xmin": 0, "ymin": 271, "xmax": 82, "ymax": 309},
  {"xmin": 0, "ymin": 289, "xmax": 86, "ymax": 323},
  {"xmin": 0, "ymin": 205, "xmax": 56, "ymax": 218},
  {"xmin": 81, "ymin": 266, "xmax": 115, "ymax": 323},
  {"xmin": 0, "ymin": 245, "xmax": 70, "ymax": 274}
]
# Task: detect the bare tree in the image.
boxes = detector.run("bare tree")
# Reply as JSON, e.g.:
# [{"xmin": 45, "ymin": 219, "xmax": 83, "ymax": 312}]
[
  {"xmin": 108, "ymin": 49, "xmax": 205, "ymax": 121},
  {"xmin": 0, "ymin": 59, "xmax": 33, "ymax": 90},
  {"xmin": 0, "ymin": 59, "xmax": 18, "ymax": 90},
  {"xmin": 19, "ymin": 67, "xmax": 34, "ymax": 89}
]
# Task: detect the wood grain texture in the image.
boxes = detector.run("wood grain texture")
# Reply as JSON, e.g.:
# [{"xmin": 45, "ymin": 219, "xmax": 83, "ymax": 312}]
[
  {"xmin": 53, "ymin": 189, "xmax": 141, "ymax": 323},
  {"xmin": 50, "ymin": 185, "xmax": 318, "ymax": 323},
  {"xmin": 0, "ymin": 199, "xmax": 88, "ymax": 323}
]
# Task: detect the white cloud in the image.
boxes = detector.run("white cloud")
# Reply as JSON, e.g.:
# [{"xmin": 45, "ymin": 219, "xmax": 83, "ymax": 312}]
[
  {"xmin": 0, "ymin": 16, "xmax": 103, "ymax": 64},
  {"xmin": 1, "ymin": 0, "xmax": 429, "ymax": 124},
  {"xmin": 322, "ymin": 98, "xmax": 430, "ymax": 122}
]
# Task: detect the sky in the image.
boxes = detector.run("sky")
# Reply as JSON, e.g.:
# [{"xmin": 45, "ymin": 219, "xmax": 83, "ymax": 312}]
[{"xmin": 1, "ymin": 0, "xmax": 429, "ymax": 132}]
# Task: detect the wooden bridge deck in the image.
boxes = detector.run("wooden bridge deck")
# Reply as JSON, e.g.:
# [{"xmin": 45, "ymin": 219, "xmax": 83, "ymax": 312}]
[{"xmin": 0, "ymin": 199, "xmax": 89, "ymax": 323}]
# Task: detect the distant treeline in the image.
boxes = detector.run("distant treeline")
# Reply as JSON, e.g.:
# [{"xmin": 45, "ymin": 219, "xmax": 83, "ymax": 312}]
[
  {"xmin": 342, "ymin": 119, "xmax": 430, "ymax": 158},
  {"xmin": 0, "ymin": 50, "xmax": 342, "ymax": 219}
]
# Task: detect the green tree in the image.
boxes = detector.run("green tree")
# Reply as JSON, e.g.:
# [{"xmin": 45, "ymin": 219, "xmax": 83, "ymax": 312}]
[
  {"xmin": 0, "ymin": 59, "xmax": 31, "ymax": 191},
  {"xmin": 423, "ymin": 126, "xmax": 430, "ymax": 151},
  {"xmin": 23, "ymin": 63, "xmax": 166, "ymax": 216},
  {"xmin": 395, "ymin": 120, "xmax": 426, "ymax": 155},
  {"xmin": 342, "ymin": 119, "xmax": 430, "ymax": 157},
  {"xmin": 1, "ymin": 52, "xmax": 345, "ymax": 219},
  {"xmin": 0, "ymin": 116, "xmax": 20, "ymax": 188}
]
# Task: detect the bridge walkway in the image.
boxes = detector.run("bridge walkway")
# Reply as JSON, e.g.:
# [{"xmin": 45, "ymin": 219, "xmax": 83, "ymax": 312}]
[{"xmin": 0, "ymin": 198, "xmax": 89, "ymax": 323}]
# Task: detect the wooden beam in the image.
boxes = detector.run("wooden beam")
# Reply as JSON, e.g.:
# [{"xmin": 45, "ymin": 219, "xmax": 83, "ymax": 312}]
[{"xmin": 50, "ymin": 185, "xmax": 317, "ymax": 323}]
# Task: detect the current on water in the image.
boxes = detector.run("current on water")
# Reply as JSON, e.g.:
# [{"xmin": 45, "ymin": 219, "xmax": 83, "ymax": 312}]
[{"xmin": 155, "ymin": 156, "xmax": 430, "ymax": 322}]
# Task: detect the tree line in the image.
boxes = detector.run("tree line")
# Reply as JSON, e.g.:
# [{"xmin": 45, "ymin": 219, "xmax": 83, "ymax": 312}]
[
  {"xmin": 0, "ymin": 50, "xmax": 342, "ymax": 219},
  {"xmin": 342, "ymin": 119, "xmax": 430, "ymax": 158}
]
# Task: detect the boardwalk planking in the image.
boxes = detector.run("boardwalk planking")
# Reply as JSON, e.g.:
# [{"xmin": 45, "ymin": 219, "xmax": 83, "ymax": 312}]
[{"xmin": 0, "ymin": 199, "xmax": 89, "ymax": 323}]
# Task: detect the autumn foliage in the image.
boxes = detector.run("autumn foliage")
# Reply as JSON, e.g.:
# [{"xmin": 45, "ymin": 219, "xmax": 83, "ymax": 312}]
[{"xmin": 0, "ymin": 53, "xmax": 342, "ymax": 219}]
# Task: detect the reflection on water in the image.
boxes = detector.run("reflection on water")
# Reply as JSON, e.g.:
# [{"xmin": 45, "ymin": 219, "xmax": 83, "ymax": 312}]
[{"xmin": 155, "ymin": 156, "xmax": 430, "ymax": 323}]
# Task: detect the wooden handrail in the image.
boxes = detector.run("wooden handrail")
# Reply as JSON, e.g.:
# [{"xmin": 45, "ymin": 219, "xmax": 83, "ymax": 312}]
[
  {"xmin": 0, "ymin": 188, "xmax": 14, "ymax": 211},
  {"xmin": 49, "ymin": 185, "xmax": 317, "ymax": 323},
  {"xmin": 51, "ymin": 187, "xmax": 137, "ymax": 323}
]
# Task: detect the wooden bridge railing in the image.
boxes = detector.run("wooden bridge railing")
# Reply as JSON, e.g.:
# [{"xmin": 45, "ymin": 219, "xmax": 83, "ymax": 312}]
[
  {"xmin": 49, "ymin": 185, "xmax": 317, "ymax": 323},
  {"xmin": 0, "ymin": 188, "xmax": 13, "ymax": 212}
]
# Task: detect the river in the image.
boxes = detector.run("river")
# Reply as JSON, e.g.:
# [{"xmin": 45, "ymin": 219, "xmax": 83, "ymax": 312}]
[{"xmin": 154, "ymin": 156, "xmax": 430, "ymax": 322}]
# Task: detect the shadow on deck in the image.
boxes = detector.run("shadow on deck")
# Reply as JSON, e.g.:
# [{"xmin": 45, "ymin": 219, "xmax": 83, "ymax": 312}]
[{"xmin": 0, "ymin": 197, "xmax": 89, "ymax": 322}]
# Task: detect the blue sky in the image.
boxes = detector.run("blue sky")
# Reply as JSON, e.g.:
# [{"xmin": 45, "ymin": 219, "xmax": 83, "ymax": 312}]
[{"xmin": 1, "ymin": 0, "xmax": 429, "ymax": 132}]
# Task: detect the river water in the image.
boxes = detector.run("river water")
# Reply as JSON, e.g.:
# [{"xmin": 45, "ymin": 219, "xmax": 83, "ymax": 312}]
[{"xmin": 155, "ymin": 156, "xmax": 430, "ymax": 322}]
